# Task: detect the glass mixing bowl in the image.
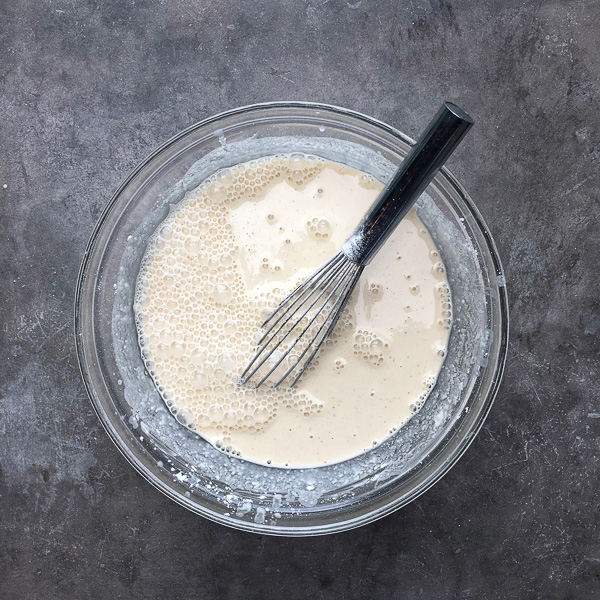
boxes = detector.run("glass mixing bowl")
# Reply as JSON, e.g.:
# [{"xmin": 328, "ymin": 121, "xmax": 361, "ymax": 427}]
[{"xmin": 75, "ymin": 102, "xmax": 508, "ymax": 536}]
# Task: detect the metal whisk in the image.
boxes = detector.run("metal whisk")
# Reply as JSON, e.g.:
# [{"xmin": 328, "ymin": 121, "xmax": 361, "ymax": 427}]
[{"xmin": 240, "ymin": 102, "xmax": 474, "ymax": 389}]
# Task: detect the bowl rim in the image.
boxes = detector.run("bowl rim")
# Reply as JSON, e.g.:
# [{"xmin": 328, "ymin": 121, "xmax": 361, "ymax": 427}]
[{"xmin": 74, "ymin": 101, "xmax": 509, "ymax": 535}]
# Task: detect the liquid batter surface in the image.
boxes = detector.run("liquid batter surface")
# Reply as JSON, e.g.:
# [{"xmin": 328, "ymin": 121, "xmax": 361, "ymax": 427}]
[{"xmin": 134, "ymin": 154, "xmax": 452, "ymax": 468}]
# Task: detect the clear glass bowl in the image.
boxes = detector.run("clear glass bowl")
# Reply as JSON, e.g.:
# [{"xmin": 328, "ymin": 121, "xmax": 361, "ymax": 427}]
[{"xmin": 75, "ymin": 102, "xmax": 508, "ymax": 536}]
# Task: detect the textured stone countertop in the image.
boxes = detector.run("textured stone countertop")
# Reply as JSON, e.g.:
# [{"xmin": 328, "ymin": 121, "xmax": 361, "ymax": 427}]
[{"xmin": 1, "ymin": 1, "xmax": 599, "ymax": 598}]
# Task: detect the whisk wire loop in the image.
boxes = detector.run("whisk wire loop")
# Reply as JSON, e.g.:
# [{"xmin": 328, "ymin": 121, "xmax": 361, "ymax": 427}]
[
  {"xmin": 254, "ymin": 258, "xmax": 358, "ymax": 388},
  {"xmin": 259, "ymin": 253, "xmax": 344, "ymax": 332},
  {"xmin": 239, "ymin": 252, "xmax": 357, "ymax": 388},
  {"xmin": 255, "ymin": 254, "xmax": 347, "ymax": 348},
  {"xmin": 277, "ymin": 262, "xmax": 364, "ymax": 388}
]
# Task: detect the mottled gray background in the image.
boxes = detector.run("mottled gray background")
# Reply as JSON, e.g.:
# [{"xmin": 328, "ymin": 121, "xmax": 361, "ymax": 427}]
[{"xmin": 1, "ymin": 0, "xmax": 599, "ymax": 598}]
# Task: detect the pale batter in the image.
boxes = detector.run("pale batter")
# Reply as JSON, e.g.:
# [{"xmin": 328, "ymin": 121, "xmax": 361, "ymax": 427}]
[{"xmin": 134, "ymin": 154, "xmax": 452, "ymax": 468}]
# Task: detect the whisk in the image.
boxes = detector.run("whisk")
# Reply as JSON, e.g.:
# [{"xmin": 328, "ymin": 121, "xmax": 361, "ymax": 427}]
[{"xmin": 240, "ymin": 102, "xmax": 474, "ymax": 389}]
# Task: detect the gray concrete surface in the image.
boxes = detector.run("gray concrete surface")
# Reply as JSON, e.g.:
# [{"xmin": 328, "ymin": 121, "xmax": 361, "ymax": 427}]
[{"xmin": 1, "ymin": 0, "xmax": 599, "ymax": 598}]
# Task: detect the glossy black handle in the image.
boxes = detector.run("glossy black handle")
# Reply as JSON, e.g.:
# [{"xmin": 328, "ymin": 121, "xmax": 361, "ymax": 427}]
[{"xmin": 341, "ymin": 102, "xmax": 474, "ymax": 265}]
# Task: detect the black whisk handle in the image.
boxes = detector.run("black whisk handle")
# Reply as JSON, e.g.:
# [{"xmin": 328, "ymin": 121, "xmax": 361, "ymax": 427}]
[{"xmin": 341, "ymin": 102, "xmax": 474, "ymax": 265}]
